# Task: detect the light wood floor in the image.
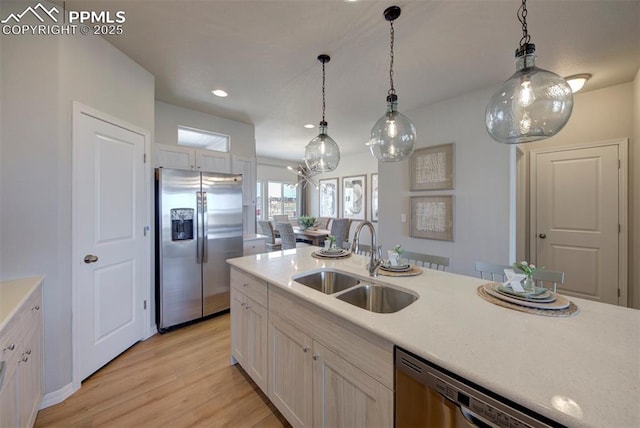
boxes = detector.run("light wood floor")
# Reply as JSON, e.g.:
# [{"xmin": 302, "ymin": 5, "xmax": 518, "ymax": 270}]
[{"xmin": 35, "ymin": 313, "xmax": 289, "ymax": 427}]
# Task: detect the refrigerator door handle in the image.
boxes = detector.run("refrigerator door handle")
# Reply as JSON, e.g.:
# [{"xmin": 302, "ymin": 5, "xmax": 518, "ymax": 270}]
[
  {"xmin": 196, "ymin": 191, "xmax": 202, "ymax": 264},
  {"xmin": 202, "ymin": 191, "xmax": 208, "ymax": 263}
]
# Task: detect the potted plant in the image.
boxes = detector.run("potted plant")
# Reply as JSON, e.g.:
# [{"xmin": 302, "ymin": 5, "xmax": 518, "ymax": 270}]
[{"xmin": 298, "ymin": 215, "xmax": 316, "ymax": 230}]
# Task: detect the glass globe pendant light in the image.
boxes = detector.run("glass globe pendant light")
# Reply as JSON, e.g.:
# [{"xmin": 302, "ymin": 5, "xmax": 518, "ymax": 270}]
[
  {"xmin": 369, "ymin": 5, "xmax": 416, "ymax": 162},
  {"xmin": 304, "ymin": 54, "xmax": 340, "ymax": 173},
  {"xmin": 485, "ymin": 0, "xmax": 573, "ymax": 144}
]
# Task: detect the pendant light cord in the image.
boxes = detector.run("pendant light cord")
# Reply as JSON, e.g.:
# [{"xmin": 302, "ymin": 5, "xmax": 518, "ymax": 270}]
[
  {"xmin": 322, "ymin": 58, "xmax": 326, "ymax": 123},
  {"xmin": 388, "ymin": 20, "xmax": 396, "ymax": 96},
  {"xmin": 517, "ymin": 0, "xmax": 531, "ymax": 49}
]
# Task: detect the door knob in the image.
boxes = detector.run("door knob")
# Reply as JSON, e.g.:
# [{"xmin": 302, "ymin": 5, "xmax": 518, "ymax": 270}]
[
  {"xmin": 538, "ymin": 233, "xmax": 547, "ymax": 239},
  {"xmin": 84, "ymin": 254, "xmax": 99, "ymax": 264}
]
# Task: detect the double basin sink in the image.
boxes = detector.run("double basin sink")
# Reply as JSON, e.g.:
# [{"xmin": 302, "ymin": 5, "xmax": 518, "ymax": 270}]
[{"xmin": 292, "ymin": 270, "xmax": 417, "ymax": 314}]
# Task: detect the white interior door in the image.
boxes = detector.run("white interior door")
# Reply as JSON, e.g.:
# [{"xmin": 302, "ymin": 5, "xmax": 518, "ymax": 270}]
[
  {"xmin": 74, "ymin": 108, "xmax": 147, "ymax": 381},
  {"xmin": 533, "ymin": 144, "xmax": 621, "ymax": 304}
]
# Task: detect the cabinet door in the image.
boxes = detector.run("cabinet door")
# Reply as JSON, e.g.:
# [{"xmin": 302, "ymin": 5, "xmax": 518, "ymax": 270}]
[
  {"xmin": 18, "ymin": 326, "xmax": 42, "ymax": 428},
  {"xmin": 196, "ymin": 150, "xmax": 230, "ymax": 173},
  {"xmin": 312, "ymin": 342, "xmax": 393, "ymax": 428},
  {"xmin": 231, "ymin": 155, "xmax": 256, "ymax": 206},
  {"xmin": 0, "ymin": 367, "xmax": 17, "ymax": 428},
  {"xmin": 269, "ymin": 314, "xmax": 312, "ymax": 428},
  {"xmin": 230, "ymin": 287, "xmax": 247, "ymax": 366},
  {"xmin": 246, "ymin": 297, "xmax": 268, "ymax": 393},
  {"xmin": 155, "ymin": 143, "xmax": 195, "ymax": 170}
]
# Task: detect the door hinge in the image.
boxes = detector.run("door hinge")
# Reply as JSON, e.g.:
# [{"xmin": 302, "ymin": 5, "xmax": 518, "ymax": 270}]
[
  {"xmin": 618, "ymin": 159, "xmax": 621, "ymax": 169},
  {"xmin": 619, "ymin": 224, "xmax": 621, "ymax": 233},
  {"xmin": 143, "ymin": 153, "xmax": 147, "ymax": 163},
  {"xmin": 618, "ymin": 288, "xmax": 621, "ymax": 298},
  {"xmin": 144, "ymin": 300, "xmax": 147, "ymax": 310},
  {"xmin": 143, "ymin": 225, "xmax": 150, "ymax": 236}
]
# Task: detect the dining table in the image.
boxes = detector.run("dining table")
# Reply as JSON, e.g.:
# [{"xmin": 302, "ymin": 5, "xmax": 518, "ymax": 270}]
[{"xmin": 293, "ymin": 227, "xmax": 331, "ymax": 246}]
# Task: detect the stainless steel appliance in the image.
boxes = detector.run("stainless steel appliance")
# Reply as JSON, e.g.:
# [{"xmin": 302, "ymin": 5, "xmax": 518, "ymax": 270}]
[
  {"xmin": 395, "ymin": 347, "xmax": 561, "ymax": 428},
  {"xmin": 155, "ymin": 168, "xmax": 243, "ymax": 331}
]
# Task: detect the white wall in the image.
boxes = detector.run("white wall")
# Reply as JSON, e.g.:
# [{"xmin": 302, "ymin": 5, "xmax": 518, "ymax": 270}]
[
  {"xmin": 155, "ymin": 101, "xmax": 255, "ymax": 158},
  {"xmin": 1, "ymin": 0, "xmax": 154, "ymax": 397},
  {"xmin": 379, "ymin": 87, "xmax": 513, "ymax": 276}
]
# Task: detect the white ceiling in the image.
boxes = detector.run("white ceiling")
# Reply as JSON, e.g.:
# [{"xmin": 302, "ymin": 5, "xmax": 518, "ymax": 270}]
[{"xmin": 66, "ymin": 0, "xmax": 639, "ymax": 162}]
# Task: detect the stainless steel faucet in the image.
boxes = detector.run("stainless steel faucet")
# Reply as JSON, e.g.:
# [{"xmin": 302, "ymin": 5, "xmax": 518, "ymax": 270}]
[{"xmin": 351, "ymin": 221, "xmax": 382, "ymax": 277}]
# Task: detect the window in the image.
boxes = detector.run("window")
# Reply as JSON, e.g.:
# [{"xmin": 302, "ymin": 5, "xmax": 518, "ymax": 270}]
[
  {"xmin": 177, "ymin": 126, "xmax": 230, "ymax": 152},
  {"xmin": 268, "ymin": 181, "xmax": 297, "ymax": 218}
]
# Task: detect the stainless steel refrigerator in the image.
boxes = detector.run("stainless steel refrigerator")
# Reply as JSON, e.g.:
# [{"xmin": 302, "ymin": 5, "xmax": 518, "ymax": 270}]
[{"xmin": 155, "ymin": 168, "xmax": 243, "ymax": 332}]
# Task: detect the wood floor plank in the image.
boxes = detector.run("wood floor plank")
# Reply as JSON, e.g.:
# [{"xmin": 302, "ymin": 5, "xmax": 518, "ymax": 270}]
[{"xmin": 35, "ymin": 314, "xmax": 289, "ymax": 428}]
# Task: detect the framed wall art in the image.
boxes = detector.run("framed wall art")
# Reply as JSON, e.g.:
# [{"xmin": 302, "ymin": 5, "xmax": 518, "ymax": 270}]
[
  {"xmin": 342, "ymin": 175, "xmax": 366, "ymax": 220},
  {"xmin": 410, "ymin": 195, "xmax": 454, "ymax": 241},
  {"xmin": 318, "ymin": 177, "xmax": 339, "ymax": 218},
  {"xmin": 410, "ymin": 143, "xmax": 455, "ymax": 190},
  {"xmin": 370, "ymin": 173, "xmax": 379, "ymax": 222}
]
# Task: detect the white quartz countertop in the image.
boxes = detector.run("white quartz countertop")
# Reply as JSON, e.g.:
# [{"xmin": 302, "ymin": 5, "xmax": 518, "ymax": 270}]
[
  {"xmin": 227, "ymin": 247, "xmax": 640, "ymax": 428},
  {"xmin": 0, "ymin": 276, "xmax": 44, "ymax": 331}
]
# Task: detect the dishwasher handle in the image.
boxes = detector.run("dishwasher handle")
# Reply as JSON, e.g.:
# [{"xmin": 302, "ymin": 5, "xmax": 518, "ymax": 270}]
[{"xmin": 459, "ymin": 405, "xmax": 491, "ymax": 427}]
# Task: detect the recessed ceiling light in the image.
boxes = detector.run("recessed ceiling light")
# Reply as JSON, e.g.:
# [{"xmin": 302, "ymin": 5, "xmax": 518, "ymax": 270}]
[
  {"xmin": 344, "ymin": 0, "xmax": 358, "ymax": 2},
  {"xmin": 564, "ymin": 74, "xmax": 592, "ymax": 93},
  {"xmin": 304, "ymin": 124, "xmax": 315, "ymax": 129},
  {"xmin": 211, "ymin": 89, "xmax": 228, "ymax": 97}
]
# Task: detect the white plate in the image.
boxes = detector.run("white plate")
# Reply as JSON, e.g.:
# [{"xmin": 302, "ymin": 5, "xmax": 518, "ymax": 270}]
[{"xmin": 484, "ymin": 283, "xmax": 569, "ymax": 310}]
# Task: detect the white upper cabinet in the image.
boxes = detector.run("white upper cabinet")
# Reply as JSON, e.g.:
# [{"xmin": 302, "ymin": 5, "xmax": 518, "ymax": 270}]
[
  {"xmin": 231, "ymin": 155, "xmax": 256, "ymax": 206},
  {"xmin": 154, "ymin": 143, "xmax": 231, "ymax": 173}
]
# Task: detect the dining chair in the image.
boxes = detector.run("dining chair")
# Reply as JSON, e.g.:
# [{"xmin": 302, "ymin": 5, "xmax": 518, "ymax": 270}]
[
  {"xmin": 532, "ymin": 269, "xmax": 565, "ymax": 293},
  {"xmin": 354, "ymin": 243, "xmax": 371, "ymax": 257},
  {"xmin": 257, "ymin": 220, "xmax": 282, "ymax": 251},
  {"xmin": 330, "ymin": 218, "xmax": 351, "ymax": 249},
  {"xmin": 474, "ymin": 262, "xmax": 512, "ymax": 282},
  {"xmin": 402, "ymin": 251, "xmax": 450, "ymax": 271},
  {"xmin": 316, "ymin": 217, "xmax": 331, "ymax": 230},
  {"xmin": 273, "ymin": 214, "xmax": 290, "ymax": 224},
  {"xmin": 276, "ymin": 222, "xmax": 312, "ymax": 250}
]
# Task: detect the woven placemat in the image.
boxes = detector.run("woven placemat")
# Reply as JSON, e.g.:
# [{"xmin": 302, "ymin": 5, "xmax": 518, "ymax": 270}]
[
  {"xmin": 378, "ymin": 266, "xmax": 423, "ymax": 277},
  {"xmin": 477, "ymin": 284, "xmax": 579, "ymax": 317}
]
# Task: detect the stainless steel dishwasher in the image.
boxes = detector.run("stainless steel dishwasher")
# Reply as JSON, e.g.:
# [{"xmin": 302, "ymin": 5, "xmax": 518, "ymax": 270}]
[{"xmin": 395, "ymin": 347, "xmax": 563, "ymax": 428}]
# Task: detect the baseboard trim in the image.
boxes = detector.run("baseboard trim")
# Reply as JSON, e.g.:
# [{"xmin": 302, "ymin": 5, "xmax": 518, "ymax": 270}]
[{"xmin": 40, "ymin": 382, "xmax": 78, "ymax": 409}]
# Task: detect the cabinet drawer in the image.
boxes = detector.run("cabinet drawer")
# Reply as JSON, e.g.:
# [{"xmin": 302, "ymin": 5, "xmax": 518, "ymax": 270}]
[
  {"xmin": 243, "ymin": 240, "xmax": 266, "ymax": 256},
  {"xmin": 231, "ymin": 268, "xmax": 268, "ymax": 307}
]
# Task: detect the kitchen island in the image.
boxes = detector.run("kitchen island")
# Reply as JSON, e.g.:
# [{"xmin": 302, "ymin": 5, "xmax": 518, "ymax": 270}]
[{"xmin": 227, "ymin": 247, "xmax": 640, "ymax": 427}]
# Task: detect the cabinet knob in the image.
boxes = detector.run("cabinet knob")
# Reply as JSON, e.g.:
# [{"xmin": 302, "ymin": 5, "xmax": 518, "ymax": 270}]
[
  {"xmin": 312, "ymin": 353, "xmax": 320, "ymax": 361},
  {"xmin": 240, "ymin": 302, "xmax": 246, "ymax": 307},
  {"xmin": 538, "ymin": 233, "xmax": 547, "ymax": 239},
  {"xmin": 4, "ymin": 343, "xmax": 15, "ymax": 351},
  {"xmin": 243, "ymin": 283, "xmax": 249, "ymax": 288},
  {"xmin": 21, "ymin": 355, "xmax": 29, "ymax": 363},
  {"xmin": 245, "ymin": 305, "xmax": 251, "ymax": 310},
  {"xmin": 33, "ymin": 305, "xmax": 40, "ymax": 311},
  {"xmin": 302, "ymin": 346, "xmax": 310, "ymax": 353},
  {"xmin": 25, "ymin": 348, "xmax": 32, "ymax": 355}
]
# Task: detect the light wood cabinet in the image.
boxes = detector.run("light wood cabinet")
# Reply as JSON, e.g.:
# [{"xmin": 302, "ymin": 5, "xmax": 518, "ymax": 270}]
[
  {"xmin": 230, "ymin": 269, "xmax": 268, "ymax": 393},
  {"xmin": 268, "ymin": 287, "xmax": 393, "ymax": 428},
  {"xmin": 230, "ymin": 268, "xmax": 394, "ymax": 428},
  {"xmin": 154, "ymin": 143, "xmax": 231, "ymax": 173},
  {"xmin": 312, "ymin": 342, "xmax": 393, "ymax": 428},
  {"xmin": 0, "ymin": 280, "xmax": 43, "ymax": 428},
  {"xmin": 268, "ymin": 313, "xmax": 313, "ymax": 428}
]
